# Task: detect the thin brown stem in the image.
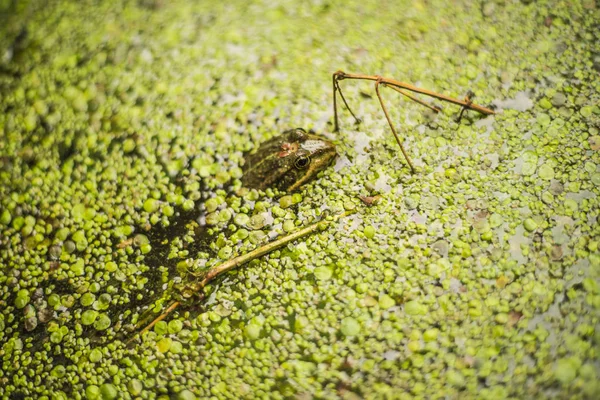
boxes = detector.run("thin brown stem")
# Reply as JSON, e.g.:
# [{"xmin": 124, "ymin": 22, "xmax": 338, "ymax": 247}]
[
  {"xmin": 333, "ymin": 71, "xmax": 339, "ymax": 131},
  {"xmin": 375, "ymin": 78, "xmax": 415, "ymax": 173},
  {"xmin": 334, "ymin": 71, "xmax": 495, "ymax": 115},
  {"xmin": 128, "ymin": 211, "xmax": 353, "ymax": 343},
  {"xmin": 333, "ymin": 71, "xmax": 361, "ymax": 131},
  {"xmin": 135, "ymin": 300, "xmax": 180, "ymax": 340},
  {"xmin": 386, "ymin": 85, "xmax": 442, "ymax": 113}
]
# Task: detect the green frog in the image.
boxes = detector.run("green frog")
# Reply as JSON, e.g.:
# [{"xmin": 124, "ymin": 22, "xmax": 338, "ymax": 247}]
[{"xmin": 242, "ymin": 128, "xmax": 337, "ymax": 192}]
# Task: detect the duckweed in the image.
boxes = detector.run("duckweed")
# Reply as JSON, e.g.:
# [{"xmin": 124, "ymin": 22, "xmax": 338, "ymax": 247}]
[
  {"xmin": 168, "ymin": 319, "xmax": 183, "ymax": 334},
  {"xmin": 14, "ymin": 294, "xmax": 29, "ymax": 309},
  {"xmin": 523, "ymin": 218, "xmax": 538, "ymax": 232},
  {"xmin": 378, "ymin": 294, "xmax": 395, "ymax": 309},
  {"xmin": 446, "ymin": 369, "xmax": 466, "ymax": 388},
  {"xmin": 282, "ymin": 219, "xmax": 295, "ymax": 232},
  {"xmin": 153, "ymin": 320, "xmax": 168, "ymax": 335},
  {"xmin": 234, "ymin": 213, "xmax": 250, "ymax": 226},
  {"xmin": 314, "ymin": 265, "xmax": 333, "ymax": 281},
  {"xmin": 405, "ymin": 300, "xmax": 428, "ymax": 315},
  {"xmin": 279, "ymin": 195, "xmax": 294, "ymax": 209},
  {"xmin": 175, "ymin": 390, "xmax": 197, "ymax": 400},
  {"xmin": 554, "ymin": 358, "xmax": 578, "ymax": 385},
  {"xmin": 340, "ymin": 317, "xmax": 360, "ymax": 336},
  {"xmin": 157, "ymin": 337, "xmax": 172, "ymax": 353},
  {"xmin": 1, "ymin": 209, "xmax": 12, "ymax": 225},
  {"xmin": 93, "ymin": 313, "xmax": 111, "ymax": 330},
  {"xmin": 127, "ymin": 380, "xmax": 143, "ymax": 396},
  {"xmin": 244, "ymin": 324, "xmax": 261, "ymax": 340},
  {"xmin": 99, "ymin": 383, "xmax": 119, "ymax": 400},
  {"xmin": 0, "ymin": 0, "xmax": 599, "ymax": 399},
  {"xmin": 89, "ymin": 348, "xmax": 103, "ymax": 363},
  {"xmin": 86, "ymin": 385, "xmax": 101, "ymax": 399},
  {"xmin": 81, "ymin": 310, "xmax": 99, "ymax": 325},
  {"xmin": 538, "ymin": 163, "xmax": 555, "ymax": 180}
]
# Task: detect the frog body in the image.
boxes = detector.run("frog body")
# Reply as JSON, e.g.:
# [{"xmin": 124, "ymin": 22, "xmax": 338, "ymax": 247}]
[{"xmin": 241, "ymin": 128, "xmax": 337, "ymax": 192}]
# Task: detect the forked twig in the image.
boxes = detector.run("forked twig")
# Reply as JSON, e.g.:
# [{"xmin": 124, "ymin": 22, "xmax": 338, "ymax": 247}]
[
  {"xmin": 455, "ymin": 90, "xmax": 475, "ymax": 123},
  {"xmin": 128, "ymin": 211, "xmax": 353, "ymax": 343},
  {"xmin": 332, "ymin": 70, "xmax": 495, "ymax": 173}
]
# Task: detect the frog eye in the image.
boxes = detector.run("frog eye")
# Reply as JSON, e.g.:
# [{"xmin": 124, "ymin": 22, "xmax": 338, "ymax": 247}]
[
  {"xmin": 293, "ymin": 128, "xmax": 307, "ymax": 140},
  {"xmin": 294, "ymin": 155, "xmax": 311, "ymax": 169}
]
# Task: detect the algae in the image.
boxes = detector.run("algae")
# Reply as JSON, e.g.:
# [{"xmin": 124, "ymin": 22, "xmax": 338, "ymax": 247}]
[{"xmin": 1, "ymin": 0, "xmax": 599, "ymax": 399}]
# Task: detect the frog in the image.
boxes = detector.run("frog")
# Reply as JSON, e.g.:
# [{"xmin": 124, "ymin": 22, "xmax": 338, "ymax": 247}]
[{"xmin": 241, "ymin": 128, "xmax": 337, "ymax": 192}]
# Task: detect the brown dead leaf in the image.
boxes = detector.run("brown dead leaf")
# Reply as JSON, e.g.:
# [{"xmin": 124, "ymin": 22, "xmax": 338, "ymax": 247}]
[
  {"xmin": 508, "ymin": 311, "xmax": 523, "ymax": 327},
  {"xmin": 359, "ymin": 195, "xmax": 381, "ymax": 206},
  {"xmin": 496, "ymin": 275, "xmax": 510, "ymax": 288}
]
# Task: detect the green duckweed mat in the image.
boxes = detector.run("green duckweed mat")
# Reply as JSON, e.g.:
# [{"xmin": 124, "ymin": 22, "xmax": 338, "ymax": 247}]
[{"xmin": 1, "ymin": 0, "xmax": 599, "ymax": 398}]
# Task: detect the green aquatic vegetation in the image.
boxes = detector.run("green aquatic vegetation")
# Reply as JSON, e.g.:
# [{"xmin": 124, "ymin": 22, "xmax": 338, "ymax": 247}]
[
  {"xmin": 1, "ymin": 0, "xmax": 600, "ymax": 398},
  {"xmin": 340, "ymin": 317, "xmax": 360, "ymax": 336}
]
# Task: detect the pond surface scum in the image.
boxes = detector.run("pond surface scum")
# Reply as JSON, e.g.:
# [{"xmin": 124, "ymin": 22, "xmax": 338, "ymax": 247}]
[{"xmin": 1, "ymin": 0, "xmax": 599, "ymax": 399}]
